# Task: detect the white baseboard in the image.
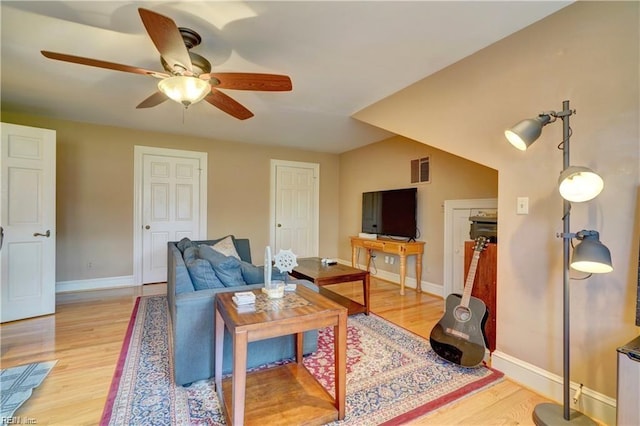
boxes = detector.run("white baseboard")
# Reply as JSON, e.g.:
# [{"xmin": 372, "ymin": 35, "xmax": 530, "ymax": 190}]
[
  {"xmin": 56, "ymin": 275, "xmax": 138, "ymax": 293},
  {"xmin": 337, "ymin": 258, "xmax": 443, "ymax": 297},
  {"xmin": 491, "ymin": 351, "xmax": 616, "ymax": 425}
]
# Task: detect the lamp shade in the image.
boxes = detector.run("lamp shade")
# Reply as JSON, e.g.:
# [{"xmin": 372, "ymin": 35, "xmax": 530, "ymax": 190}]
[
  {"xmin": 570, "ymin": 230, "xmax": 613, "ymax": 273},
  {"xmin": 505, "ymin": 114, "xmax": 553, "ymax": 151},
  {"xmin": 158, "ymin": 76, "xmax": 210, "ymax": 107},
  {"xmin": 558, "ymin": 166, "xmax": 604, "ymax": 202}
]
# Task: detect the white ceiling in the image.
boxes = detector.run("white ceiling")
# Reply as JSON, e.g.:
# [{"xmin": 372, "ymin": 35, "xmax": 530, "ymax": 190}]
[{"xmin": 1, "ymin": 1, "xmax": 570, "ymax": 153}]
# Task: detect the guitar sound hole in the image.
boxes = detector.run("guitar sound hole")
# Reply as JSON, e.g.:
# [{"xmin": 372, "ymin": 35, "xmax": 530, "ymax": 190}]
[{"xmin": 454, "ymin": 306, "xmax": 471, "ymax": 322}]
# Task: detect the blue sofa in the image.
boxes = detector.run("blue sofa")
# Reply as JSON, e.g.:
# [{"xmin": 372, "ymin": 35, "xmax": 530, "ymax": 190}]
[{"xmin": 167, "ymin": 236, "xmax": 319, "ymax": 386}]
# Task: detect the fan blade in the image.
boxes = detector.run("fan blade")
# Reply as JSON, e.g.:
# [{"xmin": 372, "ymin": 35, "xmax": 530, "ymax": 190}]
[
  {"xmin": 202, "ymin": 73, "xmax": 292, "ymax": 91},
  {"xmin": 41, "ymin": 51, "xmax": 169, "ymax": 78},
  {"xmin": 138, "ymin": 8, "xmax": 192, "ymax": 73},
  {"xmin": 205, "ymin": 89, "xmax": 254, "ymax": 120},
  {"xmin": 136, "ymin": 91, "xmax": 168, "ymax": 109}
]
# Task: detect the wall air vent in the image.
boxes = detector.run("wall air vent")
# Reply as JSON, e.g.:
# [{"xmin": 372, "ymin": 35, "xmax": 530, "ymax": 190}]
[{"xmin": 411, "ymin": 156, "xmax": 430, "ymax": 184}]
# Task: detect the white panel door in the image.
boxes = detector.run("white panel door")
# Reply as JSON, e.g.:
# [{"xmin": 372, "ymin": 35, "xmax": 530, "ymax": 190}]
[
  {"xmin": 141, "ymin": 154, "xmax": 201, "ymax": 284},
  {"xmin": 271, "ymin": 161, "xmax": 319, "ymax": 258},
  {"xmin": 452, "ymin": 208, "xmax": 472, "ymax": 294},
  {"xmin": 1, "ymin": 123, "xmax": 56, "ymax": 323}
]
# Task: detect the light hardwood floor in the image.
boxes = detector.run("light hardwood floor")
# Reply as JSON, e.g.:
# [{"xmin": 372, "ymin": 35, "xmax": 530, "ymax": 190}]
[{"xmin": 0, "ymin": 278, "xmax": 551, "ymax": 425}]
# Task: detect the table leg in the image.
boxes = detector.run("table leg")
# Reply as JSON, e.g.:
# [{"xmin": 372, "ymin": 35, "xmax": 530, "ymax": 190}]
[
  {"xmin": 214, "ymin": 307, "xmax": 224, "ymax": 392},
  {"xmin": 232, "ymin": 330, "xmax": 248, "ymax": 426},
  {"xmin": 296, "ymin": 332, "xmax": 304, "ymax": 364},
  {"xmin": 399, "ymin": 254, "xmax": 407, "ymax": 295},
  {"xmin": 363, "ymin": 272, "xmax": 370, "ymax": 315},
  {"xmin": 351, "ymin": 245, "xmax": 357, "ymax": 268},
  {"xmin": 334, "ymin": 311, "xmax": 347, "ymax": 419},
  {"xmin": 416, "ymin": 252, "xmax": 423, "ymax": 293}
]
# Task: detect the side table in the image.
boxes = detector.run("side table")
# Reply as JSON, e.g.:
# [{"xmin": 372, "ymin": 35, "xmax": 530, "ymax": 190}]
[{"xmin": 214, "ymin": 285, "xmax": 348, "ymax": 425}]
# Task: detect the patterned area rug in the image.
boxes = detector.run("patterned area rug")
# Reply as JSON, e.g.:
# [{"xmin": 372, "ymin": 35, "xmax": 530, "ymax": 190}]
[
  {"xmin": 0, "ymin": 360, "xmax": 57, "ymax": 418},
  {"xmin": 101, "ymin": 296, "xmax": 503, "ymax": 425}
]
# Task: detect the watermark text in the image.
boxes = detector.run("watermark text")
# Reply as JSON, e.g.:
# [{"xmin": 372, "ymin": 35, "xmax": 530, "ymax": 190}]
[{"xmin": 2, "ymin": 417, "xmax": 37, "ymax": 424}]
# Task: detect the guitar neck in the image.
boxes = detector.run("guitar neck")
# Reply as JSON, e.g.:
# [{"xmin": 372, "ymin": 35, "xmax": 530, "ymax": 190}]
[{"xmin": 460, "ymin": 249, "xmax": 482, "ymax": 307}]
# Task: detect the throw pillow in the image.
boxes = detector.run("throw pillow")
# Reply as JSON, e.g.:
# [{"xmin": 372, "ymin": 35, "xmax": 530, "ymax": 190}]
[
  {"xmin": 272, "ymin": 268, "xmax": 288, "ymax": 281},
  {"xmin": 199, "ymin": 245, "xmax": 246, "ymax": 287},
  {"xmin": 210, "ymin": 235, "xmax": 241, "ymax": 259},
  {"xmin": 185, "ymin": 258, "xmax": 225, "ymax": 290},
  {"xmin": 240, "ymin": 261, "xmax": 288, "ymax": 284},
  {"xmin": 240, "ymin": 261, "xmax": 263, "ymax": 284},
  {"xmin": 183, "ymin": 245, "xmax": 199, "ymax": 264},
  {"xmin": 176, "ymin": 237, "xmax": 196, "ymax": 253}
]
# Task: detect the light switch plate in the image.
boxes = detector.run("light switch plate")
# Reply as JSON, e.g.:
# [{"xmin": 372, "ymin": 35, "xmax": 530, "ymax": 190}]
[{"xmin": 517, "ymin": 197, "xmax": 529, "ymax": 214}]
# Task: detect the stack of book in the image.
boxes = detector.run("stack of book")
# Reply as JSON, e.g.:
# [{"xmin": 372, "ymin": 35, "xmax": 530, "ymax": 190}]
[{"xmin": 232, "ymin": 291, "xmax": 256, "ymax": 312}]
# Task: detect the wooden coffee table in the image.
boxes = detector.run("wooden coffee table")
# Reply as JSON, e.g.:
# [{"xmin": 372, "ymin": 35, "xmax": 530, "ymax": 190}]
[
  {"xmin": 214, "ymin": 285, "xmax": 347, "ymax": 426},
  {"xmin": 291, "ymin": 257, "xmax": 370, "ymax": 315}
]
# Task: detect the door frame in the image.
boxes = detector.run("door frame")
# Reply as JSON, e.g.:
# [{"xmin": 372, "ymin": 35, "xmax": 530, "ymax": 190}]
[
  {"xmin": 269, "ymin": 159, "xmax": 320, "ymax": 255},
  {"xmin": 133, "ymin": 145, "xmax": 208, "ymax": 285},
  {"xmin": 443, "ymin": 198, "xmax": 497, "ymax": 298}
]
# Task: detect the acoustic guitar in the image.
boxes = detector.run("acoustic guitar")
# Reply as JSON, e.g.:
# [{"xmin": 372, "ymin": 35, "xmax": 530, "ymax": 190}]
[{"xmin": 430, "ymin": 236, "xmax": 489, "ymax": 367}]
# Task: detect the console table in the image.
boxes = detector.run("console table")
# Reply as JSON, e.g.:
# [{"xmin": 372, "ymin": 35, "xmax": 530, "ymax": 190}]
[{"xmin": 350, "ymin": 236, "xmax": 425, "ymax": 295}]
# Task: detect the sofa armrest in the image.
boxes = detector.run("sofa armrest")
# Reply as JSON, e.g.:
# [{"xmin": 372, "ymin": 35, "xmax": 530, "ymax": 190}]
[
  {"xmin": 172, "ymin": 283, "xmax": 265, "ymax": 384},
  {"xmin": 171, "ymin": 280, "xmax": 319, "ymax": 386}
]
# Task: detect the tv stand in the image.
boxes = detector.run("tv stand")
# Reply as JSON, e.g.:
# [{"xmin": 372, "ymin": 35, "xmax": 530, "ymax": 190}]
[{"xmin": 350, "ymin": 236, "xmax": 425, "ymax": 295}]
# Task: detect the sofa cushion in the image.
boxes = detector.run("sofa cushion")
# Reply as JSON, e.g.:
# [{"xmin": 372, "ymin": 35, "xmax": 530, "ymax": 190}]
[
  {"xmin": 199, "ymin": 245, "xmax": 246, "ymax": 287},
  {"xmin": 175, "ymin": 262, "xmax": 195, "ymax": 294},
  {"xmin": 209, "ymin": 235, "xmax": 241, "ymax": 259}
]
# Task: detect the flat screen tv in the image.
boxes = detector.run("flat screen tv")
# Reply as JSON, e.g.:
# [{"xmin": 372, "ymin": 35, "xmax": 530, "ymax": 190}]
[{"xmin": 361, "ymin": 188, "xmax": 417, "ymax": 239}]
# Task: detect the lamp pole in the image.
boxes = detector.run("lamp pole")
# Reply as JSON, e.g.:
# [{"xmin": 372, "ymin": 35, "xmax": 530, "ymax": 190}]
[
  {"xmin": 533, "ymin": 100, "xmax": 597, "ymax": 425},
  {"xmin": 561, "ymin": 99, "xmax": 572, "ymax": 421}
]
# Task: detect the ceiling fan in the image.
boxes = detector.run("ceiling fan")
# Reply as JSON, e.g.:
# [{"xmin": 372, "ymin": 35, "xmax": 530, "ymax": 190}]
[{"xmin": 41, "ymin": 8, "xmax": 292, "ymax": 120}]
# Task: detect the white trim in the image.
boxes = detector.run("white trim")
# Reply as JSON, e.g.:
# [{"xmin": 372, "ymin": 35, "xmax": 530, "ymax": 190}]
[
  {"xmin": 56, "ymin": 275, "xmax": 136, "ymax": 293},
  {"xmin": 492, "ymin": 351, "xmax": 616, "ymax": 425},
  {"xmin": 443, "ymin": 198, "xmax": 497, "ymax": 299},
  {"xmin": 133, "ymin": 146, "xmax": 208, "ymax": 285},
  {"xmin": 269, "ymin": 159, "xmax": 320, "ymax": 256},
  {"xmin": 337, "ymin": 258, "xmax": 443, "ymax": 297}
]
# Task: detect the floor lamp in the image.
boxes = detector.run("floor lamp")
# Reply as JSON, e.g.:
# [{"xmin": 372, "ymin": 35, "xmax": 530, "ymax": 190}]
[{"xmin": 505, "ymin": 100, "xmax": 613, "ymax": 425}]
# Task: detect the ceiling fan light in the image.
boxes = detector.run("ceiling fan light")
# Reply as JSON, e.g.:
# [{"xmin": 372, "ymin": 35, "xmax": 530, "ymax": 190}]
[
  {"xmin": 158, "ymin": 76, "xmax": 210, "ymax": 107},
  {"xmin": 558, "ymin": 166, "xmax": 604, "ymax": 202}
]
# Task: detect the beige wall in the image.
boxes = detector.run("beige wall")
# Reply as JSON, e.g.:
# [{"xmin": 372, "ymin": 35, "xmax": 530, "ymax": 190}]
[
  {"xmin": 0, "ymin": 111, "xmax": 341, "ymax": 282},
  {"xmin": 354, "ymin": 1, "xmax": 639, "ymax": 400},
  {"xmin": 339, "ymin": 135, "xmax": 497, "ymax": 285}
]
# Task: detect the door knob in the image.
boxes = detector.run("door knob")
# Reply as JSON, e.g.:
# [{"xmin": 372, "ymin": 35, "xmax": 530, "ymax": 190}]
[
  {"xmin": 145, "ymin": 225, "xmax": 151, "ymax": 230},
  {"xmin": 277, "ymin": 223, "xmax": 282, "ymax": 228},
  {"xmin": 33, "ymin": 230, "xmax": 51, "ymax": 238}
]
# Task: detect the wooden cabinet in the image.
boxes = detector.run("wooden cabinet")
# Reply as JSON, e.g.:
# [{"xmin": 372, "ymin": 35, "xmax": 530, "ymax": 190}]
[{"xmin": 464, "ymin": 241, "xmax": 497, "ymax": 352}]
